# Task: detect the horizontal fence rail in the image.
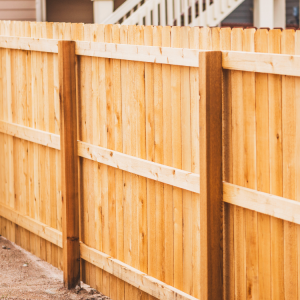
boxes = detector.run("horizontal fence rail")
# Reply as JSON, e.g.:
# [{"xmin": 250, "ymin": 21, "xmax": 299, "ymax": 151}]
[
  {"xmin": 0, "ymin": 36, "xmax": 199, "ymax": 67},
  {"xmin": 78, "ymin": 141, "xmax": 200, "ymax": 193},
  {"xmin": 0, "ymin": 203, "xmax": 62, "ymax": 248},
  {"xmin": 0, "ymin": 36, "xmax": 58, "ymax": 52},
  {"xmin": 223, "ymin": 182, "xmax": 300, "ymax": 225},
  {"xmin": 3, "ymin": 36, "xmax": 300, "ymax": 72},
  {"xmin": 222, "ymin": 50, "xmax": 300, "ymax": 76},
  {"xmin": 80, "ymin": 243, "xmax": 198, "ymax": 300},
  {"xmin": 0, "ymin": 120, "xmax": 200, "ymax": 192},
  {"xmin": 75, "ymin": 41, "xmax": 200, "ymax": 66},
  {"xmin": 0, "ymin": 120, "xmax": 60, "ymax": 150}
]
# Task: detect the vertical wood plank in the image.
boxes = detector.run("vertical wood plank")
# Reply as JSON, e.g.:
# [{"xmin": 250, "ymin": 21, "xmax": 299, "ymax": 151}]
[
  {"xmin": 161, "ymin": 25, "xmax": 173, "ymax": 290},
  {"xmin": 123, "ymin": 24, "xmax": 135, "ymax": 300},
  {"xmin": 281, "ymin": 29, "xmax": 298, "ymax": 300},
  {"xmin": 199, "ymin": 50, "xmax": 223, "ymax": 300},
  {"xmin": 153, "ymin": 25, "xmax": 165, "ymax": 286},
  {"xmin": 220, "ymin": 27, "xmax": 234, "ymax": 300},
  {"xmin": 105, "ymin": 23, "xmax": 116, "ymax": 298},
  {"xmin": 7, "ymin": 21, "xmax": 15, "ymax": 243},
  {"xmin": 59, "ymin": 40, "xmax": 80, "ymax": 289},
  {"xmin": 110, "ymin": 23, "xmax": 122, "ymax": 300},
  {"xmin": 86, "ymin": 23, "xmax": 98, "ymax": 290},
  {"xmin": 255, "ymin": 28, "xmax": 271, "ymax": 300},
  {"xmin": 268, "ymin": 28, "xmax": 284, "ymax": 300},
  {"xmin": 231, "ymin": 28, "xmax": 246, "ymax": 300},
  {"xmin": 144, "ymin": 24, "xmax": 155, "ymax": 281},
  {"xmin": 189, "ymin": 26, "xmax": 200, "ymax": 299},
  {"xmin": 171, "ymin": 26, "xmax": 183, "ymax": 291},
  {"xmin": 136, "ymin": 24, "xmax": 147, "ymax": 278},
  {"xmin": 295, "ymin": 29, "xmax": 300, "ymax": 300},
  {"xmin": 181, "ymin": 25, "xmax": 193, "ymax": 296},
  {"xmin": 93, "ymin": 23, "xmax": 105, "ymax": 295},
  {"xmin": 30, "ymin": 21, "xmax": 39, "ymax": 258},
  {"xmin": 243, "ymin": 28, "xmax": 258, "ymax": 300},
  {"xmin": 117, "ymin": 24, "xmax": 127, "ymax": 300}
]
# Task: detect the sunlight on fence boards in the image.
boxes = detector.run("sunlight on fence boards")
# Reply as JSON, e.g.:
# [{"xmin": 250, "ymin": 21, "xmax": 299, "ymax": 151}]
[{"xmin": 0, "ymin": 20, "xmax": 300, "ymax": 300}]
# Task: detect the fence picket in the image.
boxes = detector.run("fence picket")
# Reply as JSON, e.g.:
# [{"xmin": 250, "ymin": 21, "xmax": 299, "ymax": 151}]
[
  {"xmin": 231, "ymin": 27, "xmax": 245, "ymax": 300},
  {"xmin": 268, "ymin": 28, "xmax": 284, "ymax": 300},
  {"xmin": 281, "ymin": 29, "xmax": 298, "ymax": 300},
  {"xmin": 243, "ymin": 28, "xmax": 258, "ymax": 300}
]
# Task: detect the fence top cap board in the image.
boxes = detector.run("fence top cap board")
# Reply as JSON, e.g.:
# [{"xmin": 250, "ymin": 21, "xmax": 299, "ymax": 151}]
[
  {"xmin": 222, "ymin": 50, "xmax": 300, "ymax": 77},
  {"xmin": 0, "ymin": 35, "xmax": 202, "ymax": 67}
]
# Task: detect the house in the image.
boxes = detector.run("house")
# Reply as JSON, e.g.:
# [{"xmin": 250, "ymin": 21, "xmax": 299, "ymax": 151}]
[{"xmin": 0, "ymin": 0, "xmax": 298, "ymax": 29}]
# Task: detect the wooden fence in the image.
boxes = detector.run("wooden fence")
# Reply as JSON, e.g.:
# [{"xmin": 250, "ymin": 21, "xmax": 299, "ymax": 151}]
[{"xmin": 0, "ymin": 21, "xmax": 300, "ymax": 300}]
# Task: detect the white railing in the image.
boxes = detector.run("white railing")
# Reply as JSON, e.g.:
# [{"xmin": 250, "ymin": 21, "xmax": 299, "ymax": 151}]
[{"xmin": 103, "ymin": 0, "xmax": 246, "ymax": 27}]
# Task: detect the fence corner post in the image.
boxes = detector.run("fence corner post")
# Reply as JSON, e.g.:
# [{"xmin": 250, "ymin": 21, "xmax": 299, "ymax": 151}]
[
  {"xmin": 59, "ymin": 40, "xmax": 80, "ymax": 289},
  {"xmin": 199, "ymin": 50, "xmax": 223, "ymax": 300}
]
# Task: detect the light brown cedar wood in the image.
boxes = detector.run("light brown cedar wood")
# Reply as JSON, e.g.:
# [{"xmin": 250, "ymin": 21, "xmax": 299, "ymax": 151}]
[
  {"xmin": 295, "ymin": 30, "xmax": 300, "ymax": 300},
  {"xmin": 180, "ymin": 26, "xmax": 193, "ymax": 296},
  {"xmin": 281, "ymin": 29, "xmax": 298, "ymax": 299},
  {"xmin": 93, "ymin": 23, "xmax": 105, "ymax": 294},
  {"xmin": 113, "ymin": 23, "xmax": 126, "ymax": 300},
  {"xmin": 86, "ymin": 24, "xmax": 97, "ymax": 290},
  {"xmin": 162, "ymin": 25, "xmax": 173, "ymax": 291},
  {"xmin": 59, "ymin": 40, "xmax": 80, "ymax": 288},
  {"xmin": 199, "ymin": 49, "xmax": 223, "ymax": 300},
  {"xmin": 153, "ymin": 25, "xmax": 165, "ymax": 289},
  {"xmin": 171, "ymin": 26, "xmax": 183, "ymax": 292},
  {"xmin": 255, "ymin": 29, "xmax": 271, "ymax": 300},
  {"xmin": 231, "ymin": 28, "xmax": 246, "ymax": 300},
  {"xmin": 268, "ymin": 29, "xmax": 284, "ymax": 300},
  {"xmin": 243, "ymin": 28, "xmax": 259, "ymax": 300},
  {"xmin": 135, "ymin": 25, "xmax": 149, "ymax": 300},
  {"xmin": 144, "ymin": 25, "xmax": 155, "ymax": 300},
  {"xmin": 189, "ymin": 26, "xmax": 200, "ymax": 299},
  {"xmin": 118, "ymin": 24, "xmax": 128, "ymax": 300},
  {"xmin": 220, "ymin": 26, "xmax": 234, "ymax": 300}
]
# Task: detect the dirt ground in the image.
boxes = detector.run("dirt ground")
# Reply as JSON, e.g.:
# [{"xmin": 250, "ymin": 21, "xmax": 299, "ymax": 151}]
[{"xmin": 0, "ymin": 236, "xmax": 110, "ymax": 300}]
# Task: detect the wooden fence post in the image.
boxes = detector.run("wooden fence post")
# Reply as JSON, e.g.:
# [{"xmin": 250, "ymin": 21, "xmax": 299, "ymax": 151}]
[
  {"xmin": 59, "ymin": 40, "xmax": 80, "ymax": 288},
  {"xmin": 199, "ymin": 51, "xmax": 223, "ymax": 300}
]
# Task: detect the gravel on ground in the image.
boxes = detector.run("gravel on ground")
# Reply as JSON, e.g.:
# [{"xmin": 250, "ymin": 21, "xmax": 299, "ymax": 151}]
[{"xmin": 0, "ymin": 236, "xmax": 110, "ymax": 300}]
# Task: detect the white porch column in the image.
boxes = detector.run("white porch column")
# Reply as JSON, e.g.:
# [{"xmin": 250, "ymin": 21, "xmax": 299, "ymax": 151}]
[
  {"xmin": 254, "ymin": 0, "xmax": 274, "ymax": 28},
  {"xmin": 36, "ymin": 0, "xmax": 46, "ymax": 22},
  {"xmin": 254, "ymin": 0, "xmax": 286, "ymax": 29},
  {"xmin": 93, "ymin": 0, "xmax": 114, "ymax": 23},
  {"xmin": 274, "ymin": 0, "xmax": 286, "ymax": 28}
]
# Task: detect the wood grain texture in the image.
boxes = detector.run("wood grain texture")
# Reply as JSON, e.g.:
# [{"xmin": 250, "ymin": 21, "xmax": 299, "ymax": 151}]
[
  {"xmin": 0, "ymin": 202, "xmax": 62, "ymax": 247},
  {"xmin": 220, "ymin": 27, "xmax": 234, "ymax": 300},
  {"xmin": 231, "ymin": 28, "xmax": 246, "ymax": 300},
  {"xmin": 59, "ymin": 40, "xmax": 80, "ymax": 288},
  {"xmin": 255, "ymin": 29, "xmax": 271, "ymax": 300},
  {"xmin": 80, "ymin": 242, "xmax": 198, "ymax": 300},
  {"xmin": 199, "ymin": 49, "xmax": 223, "ymax": 300},
  {"xmin": 268, "ymin": 28, "xmax": 284, "ymax": 300},
  {"xmin": 0, "ymin": 121, "xmax": 60, "ymax": 149},
  {"xmin": 224, "ymin": 182, "xmax": 300, "ymax": 225},
  {"xmin": 243, "ymin": 28, "xmax": 258, "ymax": 300},
  {"xmin": 222, "ymin": 50, "xmax": 300, "ymax": 76},
  {"xmin": 78, "ymin": 141, "xmax": 199, "ymax": 193},
  {"xmin": 171, "ymin": 26, "xmax": 183, "ymax": 292},
  {"xmin": 281, "ymin": 29, "xmax": 298, "ymax": 300}
]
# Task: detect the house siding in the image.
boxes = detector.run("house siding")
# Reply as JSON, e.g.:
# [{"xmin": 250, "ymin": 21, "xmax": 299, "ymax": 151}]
[
  {"xmin": 0, "ymin": 0, "xmax": 36, "ymax": 21},
  {"xmin": 46, "ymin": 0, "xmax": 93, "ymax": 23},
  {"xmin": 222, "ymin": 0, "xmax": 253, "ymax": 25},
  {"xmin": 223, "ymin": 0, "xmax": 300, "ymax": 27}
]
